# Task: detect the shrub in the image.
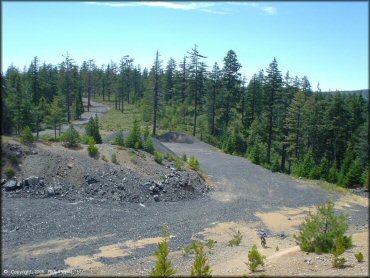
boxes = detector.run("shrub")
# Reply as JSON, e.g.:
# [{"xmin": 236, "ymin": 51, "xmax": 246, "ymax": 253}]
[
  {"xmin": 344, "ymin": 159, "xmax": 363, "ymax": 187},
  {"xmin": 205, "ymin": 239, "xmax": 217, "ymax": 250},
  {"xmin": 4, "ymin": 167, "xmax": 15, "ymax": 179},
  {"xmin": 164, "ymin": 153, "xmax": 175, "ymax": 162},
  {"xmin": 327, "ymin": 163, "xmax": 339, "ymax": 184},
  {"xmin": 294, "ymin": 200, "xmax": 351, "ymax": 254},
  {"xmin": 144, "ymin": 136, "xmax": 154, "ymax": 154},
  {"xmin": 81, "ymin": 134, "xmax": 90, "ymax": 144},
  {"xmin": 125, "ymin": 118, "xmax": 142, "ymax": 149},
  {"xmin": 150, "ymin": 224, "xmax": 176, "ymax": 277},
  {"xmin": 101, "ymin": 155, "xmax": 108, "ymax": 162},
  {"xmin": 143, "ymin": 125, "xmax": 150, "ymax": 141},
  {"xmin": 228, "ymin": 230, "xmax": 243, "ymax": 247},
  {"xmin": 154, "ymin": 151, "xmax": 163, "ymax": 164},
  {"xmin": 111, "ymin": 153, "xmax": 117, "ymax": 164},
  {"xmin": 362, "ymin": 169, "xmax": 369, "ymax": 188},
  {"xmin": 271, "ymin": 158, "xmax": 280, "ymax": 172},
  {"xmin": 60, "ymin": 124, "xmax": 81, "ymax": 148},
  {"xmin": 87, "ymin": 137, "xmax": 99, "ymax": 157},
  {"xmin": 247, "ymin": 142, "xmax": 266, "ymax": 165},
  {"xmin": 182, "ymin": 240, "xmax": 200, "ymax": 256},
  {"xmin": 85, "ymin": 115, "xmax": 102, "ymax": 144},
  {"xmin": 20, "ymin": 126, "xmax": 34, "ymax": 144},
  {"xmin": 190, "ymin": 242, "xmax": 212, "ymax": 277},
  {"xmin": 175, "ymin": 158, "xmax": 183, "ymax": 171},
  {"xmin": 114, "ymin": 130, "xmax": 125, "ymax": 146},
  {"xmin": 319, "ymin": 158, "xmax": 329, "ymax": 180},
  {"xmin": 9, "ymin": 154, "xmax": 18, "ymax": 165},
  {"xmin": 301, "ymin": 151, "xmax": 315, "ymax": 178},
  {"xmin": 309, "ymin": 166, "xmax": 321, "ymax": 180},
  {"xmin": 246, "ymin": 244, "xmax": 266, "ymax": 272},
  {"xmin": 355, "ymin": 252, "xmax": 364, "ymax": 263},
  {"xmin": 182, "ymin": 153, "xmax": 187, "ymax": 162},
  {"xmin": 188, "ymin": 156, "xmax": 200, "ymax": 171},
  {"xmin": 332, "ymin": 236, "xmax": 348, "ymax": 268},
  {"xmin": 332, "ymin": 256, "xmax": 346, "ymax": 268}
]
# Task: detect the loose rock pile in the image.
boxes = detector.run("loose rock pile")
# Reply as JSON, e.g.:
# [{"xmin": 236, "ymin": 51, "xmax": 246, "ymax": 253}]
[{"xmin": 2, "ymin": 159, "xmax": 209, "ymax": 204}]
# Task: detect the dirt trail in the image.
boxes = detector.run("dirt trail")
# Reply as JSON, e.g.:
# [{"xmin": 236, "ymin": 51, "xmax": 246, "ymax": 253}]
[{"xmin": 37, "ymin": 98, "xmax": 109, "ymax": 136}]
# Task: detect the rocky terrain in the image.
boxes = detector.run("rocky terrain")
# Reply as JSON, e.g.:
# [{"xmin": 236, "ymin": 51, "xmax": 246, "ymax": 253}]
[{"xmin": 1, "ymin": 140, "xmax": 209, "ymax": 204}]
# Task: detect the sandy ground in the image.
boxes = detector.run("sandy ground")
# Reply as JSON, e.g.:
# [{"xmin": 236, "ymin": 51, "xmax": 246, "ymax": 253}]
[{"xmin": 79, "ymin": 195, "xmax": 368, "ymax": 277}]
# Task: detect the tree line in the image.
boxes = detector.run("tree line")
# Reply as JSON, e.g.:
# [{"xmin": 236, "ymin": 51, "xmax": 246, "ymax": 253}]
[{"xmin": 1, "ymin": 47, "xmax": 368, "ymax": 187}]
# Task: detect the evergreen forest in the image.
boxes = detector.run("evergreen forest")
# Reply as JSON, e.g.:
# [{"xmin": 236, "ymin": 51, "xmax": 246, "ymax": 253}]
[{"xmin": 1, "ymin": 47, "xmax": 368, "ymax": 188}]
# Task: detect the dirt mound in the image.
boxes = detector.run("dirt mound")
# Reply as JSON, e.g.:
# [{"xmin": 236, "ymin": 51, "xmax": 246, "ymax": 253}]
[
  {"xmin": 1, "ymin": 141, "xmax": 209, "ymax": 203},
  {"xmin": 157, "ymin": 132, "xmax": 195, "ymax": 144}
]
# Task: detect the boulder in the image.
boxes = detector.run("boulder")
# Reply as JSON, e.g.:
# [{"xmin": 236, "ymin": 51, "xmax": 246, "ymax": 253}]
[
  {"xmin": 3, "ymin": 180, "xmax": 18, "ymax": 191},
  {"xmin": 25, "ymin": 176, "xmax": 39, "ymax": 187},
  {"xmin": 1, "ymin": 179, "xmax": 7, "ymax": 185},
  {"xmin": 153, "ymin": 195, "xmax": 160, "ymax": 202},
  {"xmin": 46, "ymin": 186, "xmax": 55, "ymax": 196},
  {"xmin": 86, "ymin": 176, "xmax": 99, "ymax": 184}
]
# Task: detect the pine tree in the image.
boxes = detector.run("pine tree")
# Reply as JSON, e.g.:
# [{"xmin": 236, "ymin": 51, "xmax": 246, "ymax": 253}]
[
  {"xmin": 301, "ymin": 76, "xmax": 312, "ymax": 96},
  {"xmin": 85, "ymin": 115, "xmax": 102, "ymax": 144},
  {"xmin": 301, "ymin": 150, "xmax": 315, "ymax": 178},
  {"xmin": 220, "ymin": 49, "xmax": 241, "ymax": 132},
  {"xmin": 285, "ymin": 91, "xmax": 306, "ymax": 162},
  {"xmin": 150, "ymin": 225, "xmax": 176, "ymax": 277},
  {"xmin": 165, "ymin": 57, "xmax": 176, "ymax": 102},
  {"xmin": 144, "ymin": 136, "xmax": 154, "ymax": 154},
  {"xmin": 319, "ymin": 157, "xmax": 329, "ymax": 180},
  {"xmin": 209, "ymin": 62, "xmax": 221, "ymax": 135},
  {"xmin": 338, "ymin": 144, "xmax": 354, "ymax": 186},
  {"xmin": 325, "ymin": 93, "xmax": 350, "ymax": 165},
  {"xmin": 45, "ymin": 95, "xmax": 65, "ymax": 139},
  {"xmin": 188, "ymin": 45, "xmax": 208, "ymax": 137},
  {"xmin": 35, "ymin": 96, "xmax": 49, "ymax": 138},
  {"xmin": 72, "ymin": 86, "xmax": 84, "ymax": 120},
  {"xmin": 264, "ymin": 57, "xmax": 282, "ymax": 164},
  {"xmin": 60, "ymin": 124, "xmax": 80, "ymax": 147},
  {"xmin": 62, "ymin": 53, "xmax": 74, "ymax": 123},
  {"xmin": 344, "ymin": 159, "xmax": 363, "ymax": 187},
  {"xmin": 152, "ymin": 50, "xmax": 162, "ymax": 136},
  {"xmin": 126, "ymin": 118, "xmax": 142, "ymax": 149},
  {"xmin": 245, "ymin": 74, "xmax": 261, "ymax": 129},
  {"xmin": 6, "ymin": 67, "xmax": 24, "ymax": 134},
  {"xmin": 190, "ymin": 243, "xmax": 212, "ymax": 277},
  {"xmin": 327, "ymin": 163, "xmax": 339, "ymax": 184},
  {"xmin": 114, "ymin": 130, "xmax": 125, "ymax": 146}
]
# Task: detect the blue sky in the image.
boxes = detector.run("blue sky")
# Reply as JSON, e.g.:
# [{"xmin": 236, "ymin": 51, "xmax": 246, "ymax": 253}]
[{"xmin": 2, "ymin": 1, "xmax": 369, "ymax": 91}]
